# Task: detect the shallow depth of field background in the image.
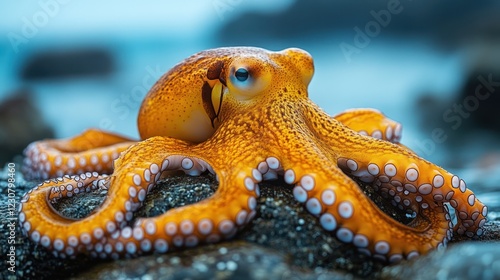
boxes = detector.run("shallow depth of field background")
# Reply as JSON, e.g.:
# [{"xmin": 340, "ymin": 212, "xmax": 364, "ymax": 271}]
[{"xmin": 1, "ymin": 1, "xmax": 499, "ymax": 206}]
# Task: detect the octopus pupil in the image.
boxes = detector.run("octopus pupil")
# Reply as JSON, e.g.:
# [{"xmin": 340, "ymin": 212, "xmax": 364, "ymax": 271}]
[{"xmin": 235, "ymin": 68, "xmax": 249, "ymax": 81}]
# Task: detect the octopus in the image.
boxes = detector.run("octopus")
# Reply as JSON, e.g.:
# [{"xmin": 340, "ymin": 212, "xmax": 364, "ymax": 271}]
[{"xmin": 19, "ymin": 47, "xmax": 487, "ymax": 263}]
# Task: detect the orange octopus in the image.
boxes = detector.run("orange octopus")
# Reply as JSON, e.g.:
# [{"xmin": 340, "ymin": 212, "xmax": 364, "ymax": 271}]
[{"xmin": 19, "ymin": 47, "xmax": 487, "ymax": 262}]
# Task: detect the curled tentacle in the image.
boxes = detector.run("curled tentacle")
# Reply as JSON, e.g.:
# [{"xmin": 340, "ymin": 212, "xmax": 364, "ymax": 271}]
[
  {"xmin": 19, "ymin": 172, "xmax": 111, "ymax": 258},
  {"xmin": 20, "ymin": 136, "xmax": 263, "ymax": 259},
  {"xmin": 22, "ymin": 129, "xmax": 135, "ymax": 180},
  {"xmin": 334, "ymin": 108, "xmax": 402, "ymax": 143},
  {"xmin": 337, "ymin": 153, "xmax": 487, "ymax": 238},
  {"xmin": 273, "ymin": 151, "xmax": 451, "ymax": 262},
  {"xmin": 281, "ymin": 99, "xmax": 488, "ymax": 261}
]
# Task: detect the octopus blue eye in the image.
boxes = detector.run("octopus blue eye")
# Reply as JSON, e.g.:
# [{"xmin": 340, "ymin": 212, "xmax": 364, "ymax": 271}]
[{"xmin": 234, "ymin": 68, "xmax": 249, "ymax": 82}]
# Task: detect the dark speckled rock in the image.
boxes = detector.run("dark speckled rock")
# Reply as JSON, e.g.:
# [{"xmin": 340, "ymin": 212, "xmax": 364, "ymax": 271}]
[{"xmin": 1, "ymin": 161, "xmax": 499, "ymax": 280}]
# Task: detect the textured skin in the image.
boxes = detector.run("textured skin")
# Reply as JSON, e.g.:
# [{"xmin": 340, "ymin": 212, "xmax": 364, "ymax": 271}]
[{"xmin": 20, "ymin": 47, "xmax": 487, "ymax": 262}]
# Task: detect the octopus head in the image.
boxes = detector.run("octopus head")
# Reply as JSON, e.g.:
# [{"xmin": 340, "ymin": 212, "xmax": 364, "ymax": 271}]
[{"xmin": 138, "ymin": 47, "xmax": 314, "ymax": 143}]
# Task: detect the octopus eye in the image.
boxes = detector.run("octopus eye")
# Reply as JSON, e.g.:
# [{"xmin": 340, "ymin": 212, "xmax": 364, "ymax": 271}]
[
  {"xmin": 234, "ymin": 68, "xmax": 249, "ymax": 82},
  {"xmin": 228, "ymin": 60, "xmax": 270, "ymax": 100}
]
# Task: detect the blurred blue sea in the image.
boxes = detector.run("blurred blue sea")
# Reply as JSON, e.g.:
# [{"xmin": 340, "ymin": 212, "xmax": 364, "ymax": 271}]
[{"xmin": 1, "ymin": 1, "xmax": 499, "ymax": 203}]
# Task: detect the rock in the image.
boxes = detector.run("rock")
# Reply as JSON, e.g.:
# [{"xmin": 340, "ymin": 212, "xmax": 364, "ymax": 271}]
[
  {"xmin": 20, "ymin": 47, "xmax": 115, "ymax": 80},
  {"xmin": 381, "ymin": 241, "xmax": 500, "ymax": 280},
  {"xmin": 0, "ymin": 91, "xmax": 54, "ymax": 166},
  {"xmin": 456, "ymin": 70, "xmax": 500, "ymax": 132},
  {"xmin": 216, "ymin": 1, "xmax": 498, "ymax": 46},
  {"xmin": 1, "ymin": 162, "xmax": 499, "ymax": 280},
  {"xmin": 74, "ymin": 242, "xmax": 350, "ymax": 280},
  {"xmin": 415, "ymin": 68, "xmax": 500, "ymax": 164}
]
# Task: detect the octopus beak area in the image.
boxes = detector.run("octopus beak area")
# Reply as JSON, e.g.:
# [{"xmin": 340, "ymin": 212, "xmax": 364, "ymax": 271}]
[
  {"xmin": 278, "ymin": 48, "xmax": 315, "ymax": 88},
  {"xmin": 201, "ymin": 81, "xmax": 225, "ymax": 128},
  {"xmin": 203, "ymin": 60, "xmax": 228, "ymax": 128}
]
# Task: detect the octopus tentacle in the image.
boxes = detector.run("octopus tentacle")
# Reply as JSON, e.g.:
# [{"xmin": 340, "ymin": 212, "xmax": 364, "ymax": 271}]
[
  {"xmin": 333, "ymin": 108, "xmax": 402, "ymax": 143},
  {"xmin": 22, "ymin": 129, "xmax": 136, "ymax": 180},
  {"xmin": 20, "ymin": 136, "xmax": 189, "ymax": 258},
  {"xmin": 335, "ymin": 141, "xmax": 487, "ymax": 238},
  {"xmin": 331, "ymin": 131, "xmax": 487, "ymax": 247},
  {"xmin": 298, "ymin": 101, "xmax": 487, "ymax": 260},
  {"xmin": 279, "ymin": 156, "xmax": 450, "ymax": 262},
  {"xmin": 102, "ymin": 175, "xmax": 260, "ymax": 258},
  {"xmin": 20, "ymin": 136, "xmax": 262, "ymax": 259},
  {"xmin": 95, "ymin": 137, "xmax": 262, "ymax": 258},
  {"xmin": 19, "ymin": 172, "xmax": 112, "ymax": 258}
]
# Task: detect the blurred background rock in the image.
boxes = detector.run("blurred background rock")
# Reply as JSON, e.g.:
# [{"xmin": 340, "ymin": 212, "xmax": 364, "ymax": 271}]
[{"xmin": 1, "ymin": 0, "xmax": 499, "ymax": 196}]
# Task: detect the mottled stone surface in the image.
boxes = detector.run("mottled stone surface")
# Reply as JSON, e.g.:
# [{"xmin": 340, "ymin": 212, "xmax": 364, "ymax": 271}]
[{"xmin": 381, "ymin": 242, "xmax": 500, "ymax": 280}]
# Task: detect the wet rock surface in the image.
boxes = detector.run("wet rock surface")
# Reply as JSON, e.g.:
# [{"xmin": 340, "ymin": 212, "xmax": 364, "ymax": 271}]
[
  {"xmin": 381, "ymin": 241, "xmax": 500, "ymax": 280},
  {"xmin": 0, "ymin": 92, "xmax": 54, "ymax": 166},
  {"xmin": 0, "ymin": 162, "xmax": 499, "ymax": 280}
]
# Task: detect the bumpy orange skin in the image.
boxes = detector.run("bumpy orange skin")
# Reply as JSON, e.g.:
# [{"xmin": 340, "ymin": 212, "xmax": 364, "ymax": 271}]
[{"xmin": 20, "ymin": 47, "xmax": 487, "ymax": 262}]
